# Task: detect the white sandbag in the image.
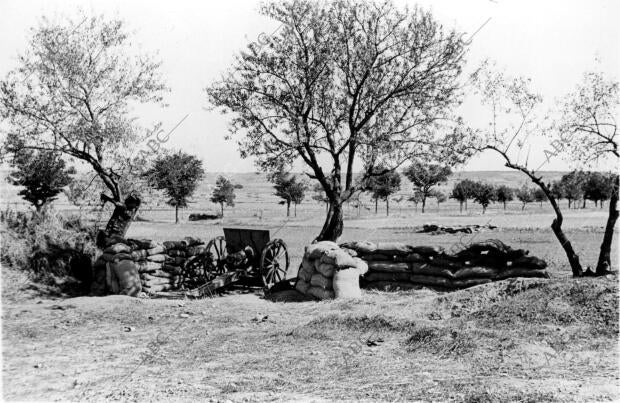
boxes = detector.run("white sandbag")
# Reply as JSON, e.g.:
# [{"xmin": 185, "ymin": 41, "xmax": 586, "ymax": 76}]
[
  {"xmin": 104, "ymin": 243, "xmax": 132, "ymax": 254},
  {"xmin": 307, "ymin": 286, "xmax": 335, "ymax": 300},
  {"xmin": 108, "ymin": 260, "xmax": 141, "ymax": 297},
  {"xmin": 130, "ymin": 250, "xmax": 148, "ymax": 261},
  {"xmin": 305, "ymin": 241, "xmax": 339, "ymax": 260},
  {"xmin": 374, "ymin": 242, "xmax": 415, "ymax": 256},
  {"xmin": 316, "ymin": 262, "xmax": 335, "ymax": 278},
  {"xmin": 333, "ymin": 268, "xmax": 361, "ymax": 299},
  {"xmin": 353, "ymin": 258, "xmax": 368, "ymax": 276},
  {"xmin": 298, "ymin": 263, "xmax": 314, "ymax": 282},
  {"xmin": 137, "ymin": 261, "xmax": 162, "ymax": 273},
  {"xmin": 147, "ymin": 245, "xmax": 166, "ymax": 256},
  {"xmin": 295, "ymin": 279, "xmax": 311, "ymax": 294},
  {"xmin": 339, "ymin": 241, "xmax": 377, "ymax": 255},
  {"xmin": 319, "ymin": 249, "xmax": 357, "ymax": 268},
  {"xmin": 146, "ymin": 254, "xmax": 166, "ymax": 263},
  {"xmin": 310, "ymin": 273, "xmax": 332, "ymax": 289}
]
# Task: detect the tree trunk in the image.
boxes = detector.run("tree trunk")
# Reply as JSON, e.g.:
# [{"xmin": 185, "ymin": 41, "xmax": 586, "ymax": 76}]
[
  {"xmin": 582, "ymin": 198, "xmax": 586, "ymax": 209},
  {"xmin": 294, "ymin": 203, "xmax": 297, "ymax": 217},
  {"xmin": 521, "ymin": 203, "xmax": 525, "ymax": 211},
  {"xmin": 503, "ymin": 201, "xmax": 506, "ymax": 210},
  {"xmin": 97, "ymin": 195, "xmax": 141, "ymax": 247},
  {"xmin": 220, "ymin": 203, "xmax": 224, "ymax": 217},
  {"xmin": 421, "ymin": 197, "xmax": 426, "ymax": 213},
  {"xmin": 386, "ymin": 198, "xmax": 389, "ymax": 216},
  {"xmin": 460, "ymin": 201, "xmax": 463, "ymax": 213},
  {"xmin": 375, "ymin": 198, "xmax": 378, "ymax": 214},
  {"xmin": 315, "ymin": 201, "xmax": 344, "ymax": 242},
  {"xmin": 596, "ymin": 177, "xmax": 618, "ymax": 275},
  {"xmin": 175, "ymin": 205, "xmax": 179, "ymax": 224},
  {"xmin": 286, "ymin": 201, "xmax": 290, "ymax": 217},
  {"xmin": 482, "ymin": 205, "xmax": 486, "ymax": 214},
  {"xmin": 465, "ymin": 200, "xmax": 468, "ymax": 211}
]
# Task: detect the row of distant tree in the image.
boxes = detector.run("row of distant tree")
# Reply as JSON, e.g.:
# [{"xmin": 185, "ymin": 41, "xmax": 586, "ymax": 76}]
[{"xmin": 7, "ymin": 150, "xmax": 615, "ymax": 220}]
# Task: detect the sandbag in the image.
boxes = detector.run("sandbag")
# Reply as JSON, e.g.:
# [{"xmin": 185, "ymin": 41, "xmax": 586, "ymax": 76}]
[
  {"xmin": 167, "ymin": 249, "xmax": 187, "ymax": 257},
  {"xmin": 319, "ymin": 249, "xmax": 358, "ymax": 268},
  {"xmin": 165, "ymin": 256, "xmax": 186, "ymax": 265},
  {"xmin": 142, "ymin": 276, "xmax": 175, "ymax": 286},
  {"xmin": 511, "ymin": 256, "xmax": 547, "ymax": 270},
  {"xmin": 362, "ymin": 253, "xmax": 393, "ymax": 261},
  {"xmin": 409, "ymin": 246, "xmax": 444, "ymax": 256},
  {"xmin": 142, "ymin": 284, "xmax": 173, "ymax": 293},
  {"xmin": 374, "ymin": 242, "xmax": 415, "ymax": 256},
  {"xmin": 353, "ymin": 258, "xmax": 368, "ymax": 276},
  {"xmin": 130, "ymin": 250, "xmax": 148, "ymax": 261},
  {"xmin": 295, "ymin": 279, "xmax": 311, "ymax": 294},
  {"xmin": 333, "ymin": 268, "xmax": 361, "ymax": 299},
  {"xmin": 364, "ymin": 271, "xmax": 411, "ymax": 282},
  {"xmin": 137, "ymin": 261, "xmax": 162, "ymax": 273},
  {"xmin": 339, "ymin": 241, "xmax": 377, "ymax": 255},
  {"xmin": 147, "ymin": 245, "xmax": 166, "ymax": 256},
  {"xmin": 104, "ymin": 243, "xmax": 132, "ymax": 254},
  {"xmin": 143, "ymin": 269, "xmax": 177, "ymax": 278},
  {"xmin": 409, "ymin": 274, "xmax": 452, "ymax": 288},
  {"xmin": 428, "ymin": 255, "xmax": 463, "ymax": 270},
  {"xmin": 128, "ymin": 239, "xmax": 157, "ymax": 250},
  {"xmin": 310, "ymin": 273, "xmax": 332, "ymax": 289},
  {"xmin": 341, "ymin": 247, "xmax": 358, "ymax": 257},
  {"xmin": 146, "ymin": 254, "xmax": 167, "ymax": 263},
  {"xmin": 409, "ymin": 263, "xmax": 455, "ymax": 279},
  {"xmin": 181, "ymin": 236, "xmax": 203, "ymax": 247},
  {"xmin": 366, "ymin": 262, "xmax": 410, "ymax": 273},
  {"xmin": 453, "ymin": 266, "xmax": 498, "ymax": 279},
  {"xmin": 495, "ymin": 268, "xmax": 549, "ymax": 280},
  {"xmin": 305, "ymin": 241, "xmax": 340, "ymax": 260},
  {"xmin": 101, "ymin": 252, "xmax": 133, "ymax": 262},
  {"xmin": 109, "ymin": 260, "xmax": 141, "ymax": 297},
  {"xmin": 316, "ymin": 262, "xmax": 335, "ymax": 278},
  {"xmin": 163, "ymin": 241, "xmax": 185, "ymax": 250},
  {"xmin": 396, "ymin": 253, "xmax": 425, "ymax": 263},
  {"xmin": 307, "ymin": 286, "xmax": 335, "ymax": 300},
  {"xmin": 298, "ymin": 264, "xmax": 315, "ymax": 282}
]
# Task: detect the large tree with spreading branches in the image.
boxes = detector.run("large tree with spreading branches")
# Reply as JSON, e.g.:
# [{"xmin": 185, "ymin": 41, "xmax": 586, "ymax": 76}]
[
  {"xmin": 0, "ymin": 14, "xmax": 167, "ymax": 241},
  {"xmin": 207, "ymin": 0, "xmax": 470, "ymax": 241}
]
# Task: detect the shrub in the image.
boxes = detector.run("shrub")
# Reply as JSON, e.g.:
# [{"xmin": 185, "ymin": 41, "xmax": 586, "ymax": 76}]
[{"xmin": 0, "ymin": 208, "xmax": 97, "ymax": 288}]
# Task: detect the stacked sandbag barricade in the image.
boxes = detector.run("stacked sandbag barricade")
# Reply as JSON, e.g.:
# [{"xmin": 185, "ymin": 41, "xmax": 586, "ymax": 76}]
[
  {"xmin": 295, "ymin": 241, "xmax": 368, "ymax": 300},
  {"xmin": 339, "ymin": 240, "xmax": 548, "ymax": 291},
  {"xmin": 92, "ymin": 237, "xmax": 205, "ymax": 297}
]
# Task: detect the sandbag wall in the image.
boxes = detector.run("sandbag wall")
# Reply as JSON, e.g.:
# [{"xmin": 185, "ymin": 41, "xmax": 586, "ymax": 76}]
[
  {"xmin": 295, "ymin": 241, "xmax": 368, "ymax": 300},
  {"xmin": 339, "ymin": 240, "xmax": 549, "ymax": 291},
  {"xmin": 94, "ymin": 237, "xmax": 205, "ymax": 295}
]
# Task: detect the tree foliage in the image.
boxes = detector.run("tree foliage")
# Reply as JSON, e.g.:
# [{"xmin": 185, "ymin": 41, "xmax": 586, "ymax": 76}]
[
  {"xmin": 0, "ymin": 14, "xmax": 167, "ymax": 203},
  {"xmin": 143, "ymin": 151, "xmax": 205, "ymax": 223},
  {"xmin": 273, "ymin": 172, "xmax": 308, "ymax": 216},
  {"xmin": 7, "ymin": 151, "xmax": 75, "ymax": 211},
  {"xmin": 470, "ymin": 181, "xmax": 495, "ymax": 213},
  {"xmin": 206, "ymin": 0, "xmax": 470, "ymax": 240},
  {"xmin": 364, "ymin": 168, "xmax": 401, "ymax": 215},
  {"xmin": 450, "ymin": 178, "xmax": 476, "ymax": 212},
  {"xmin": 516, "ymin": 184, "xmax": 534, "ymax": 210},
  {"xmin": 403, "ymin": 160, "xmax": 451, "ymax": 213},
  {"xmin": 210, "ymin": 176, "xmax": 237, "ymax": 216},
  {"xmin": 494, "ymin": 185, "xmax": 514, "ymax": 210}
]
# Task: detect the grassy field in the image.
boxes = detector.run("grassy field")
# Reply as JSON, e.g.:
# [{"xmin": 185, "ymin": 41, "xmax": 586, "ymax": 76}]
[{"xmin": 2, "ymin": 170, "xmax": 619, "ymax": 401}]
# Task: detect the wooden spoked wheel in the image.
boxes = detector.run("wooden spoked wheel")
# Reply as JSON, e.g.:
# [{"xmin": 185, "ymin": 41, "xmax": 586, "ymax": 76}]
[
  {"xmin": 260, "ymin": 239, "xmax": 290, "ymax": 288},
  {"xmin": 206, "ymin": 236, "xmax": 228, "ymax": 277}
]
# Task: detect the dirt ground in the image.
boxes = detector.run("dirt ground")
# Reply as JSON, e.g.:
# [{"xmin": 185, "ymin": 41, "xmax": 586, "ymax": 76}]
[{"xmin": 2, "ymin": 210, "xmax": 619, "ymax": 401}]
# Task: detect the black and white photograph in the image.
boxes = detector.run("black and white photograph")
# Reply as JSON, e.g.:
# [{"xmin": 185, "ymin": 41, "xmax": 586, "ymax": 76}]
[{"xmin": 0, "ymin": 0, "xmax": 618, "ymax": 401}]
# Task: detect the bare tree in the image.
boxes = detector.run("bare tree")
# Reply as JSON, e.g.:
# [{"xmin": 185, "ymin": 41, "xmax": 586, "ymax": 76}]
[
  {"xmin": 206, "ymin": 0, "xmax": 469, "ymax": 241},
  {"xmin": 470, "ymin": 61, "xmax": 585, "ymax": 277},
  {"xmin": 549, "ymin": 70, "xmax": 618, "ymax": 274}
]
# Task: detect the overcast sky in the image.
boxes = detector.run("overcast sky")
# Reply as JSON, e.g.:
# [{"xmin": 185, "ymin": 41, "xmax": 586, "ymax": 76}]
[{"xmin": 0, "ymin": 0, "xmax": 618, "ymax": 172}]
